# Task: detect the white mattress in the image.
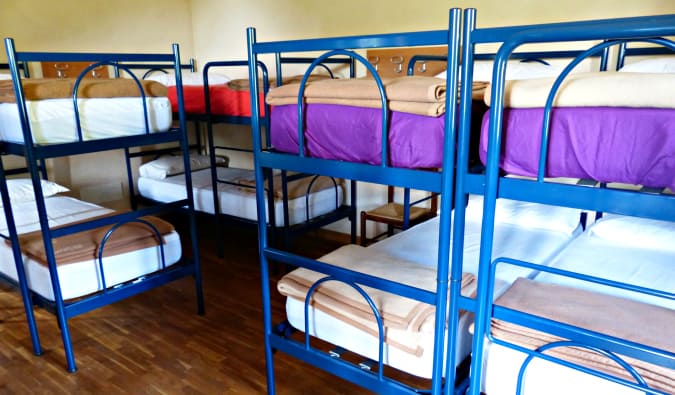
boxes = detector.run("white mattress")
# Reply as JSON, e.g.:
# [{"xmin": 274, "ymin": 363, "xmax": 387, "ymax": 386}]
[
  {"xmin": 0, "ymin": 97, "xmax": 172, "ymax": 144},
  {"xmin": 0, "ymin": 196, "xmax": 182, "ymax": 301},
  {"xmin": 137, "ymin": 167, "xmax": 344, "ymax": 227},
  {"xmin": 482, "ymin": 216, "xmax": 675, "ymax": 395},
  {"xmin": 285, "ymin": 196, "xmax": 583, "ymax": 378}
]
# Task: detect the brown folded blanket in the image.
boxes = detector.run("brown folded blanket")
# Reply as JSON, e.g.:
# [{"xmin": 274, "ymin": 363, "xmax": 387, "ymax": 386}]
[
  {"xmin": 491, "ymin": 278, "xmax": 674, "ymax": 393},
  {"xmin": 236, "ymin": 173, "xmax": 343, "ymax": 200},
  {"xmin": 266, "ymin": 76, "xmax": 447, "ymax": 116},
  {"xmin": 13, "ymin": 213, "xmax": 175, "ymax": 266},
  {"xmin": 278, "ymin": 244, "xmax": 477, "ymax": 356},
  {"xmin": 0, "ymin": 78, "xmax": 168, "ymax": 103},
  {"xmin": 227, "ymin": 74, "xmax": 331, "ymax": 91}
]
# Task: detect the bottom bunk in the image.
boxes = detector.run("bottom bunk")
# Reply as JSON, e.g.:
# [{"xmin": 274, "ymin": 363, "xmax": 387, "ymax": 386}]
[
  {"xmin": 0, "ymin": 190, "xmax": 183, "ymax": 301},
  {"xmin": 276, "ymin": 196, "xmax": 583, "ymax": 381},
  {"xmin": 0, "ymin": 176, "xmax": 200, "ymax": 372},
  {"xmin": 480, "ymin": 214, "xmax": 675, "ymax": 395},
  {"xmin": 137, "ymin": 165, "xmax": 346, "ymax": 228}
]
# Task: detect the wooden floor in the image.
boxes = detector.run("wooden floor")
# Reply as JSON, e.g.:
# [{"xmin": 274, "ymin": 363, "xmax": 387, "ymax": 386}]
[{"xmin": 0, "ymin": 215, "xmax": 406, "ymax": 394}]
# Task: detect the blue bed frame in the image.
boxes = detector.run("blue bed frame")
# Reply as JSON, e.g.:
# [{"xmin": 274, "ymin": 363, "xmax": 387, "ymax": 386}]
[
  {"xmin": 247, "ymin": 9, "xmax": 462, "ymax": 394},
  {"xmin": 128, "ymin": 57, "xmax": 358, "ymax": 255},
  {"xmin": 202, "ymin": 57, "xmax": 357, "ymax": 252},
  {"xmin": 455, "ymin": 9, "xmax": 675, "ymax": 395},
  {"xmin": 0, "ymin": 39, "xmax": 204, "ymax": 373}
]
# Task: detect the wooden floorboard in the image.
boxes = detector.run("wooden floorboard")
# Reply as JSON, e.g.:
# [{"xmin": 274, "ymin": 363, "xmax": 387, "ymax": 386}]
[{"xmin": 0, "ymin": 216, "xmax": 409, "ymax": 394}]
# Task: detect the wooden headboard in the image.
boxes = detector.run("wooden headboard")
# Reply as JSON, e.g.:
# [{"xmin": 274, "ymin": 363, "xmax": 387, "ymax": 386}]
[
  {"xmin": 40, "ymin": 61, "xmax": 110, "ymax": 79},
  {"xmin": 365, "ymin": 46, "xmax": 447, "ymax": 78}
]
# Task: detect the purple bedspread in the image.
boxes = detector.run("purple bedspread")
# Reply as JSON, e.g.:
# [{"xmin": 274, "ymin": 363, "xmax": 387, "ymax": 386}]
[
  {"xmin": 480, "ymin": 107, "xmax": 675, "ymax": 190},
  {"xmin": 270, "ymin": 104, "xmax": 446, "ymax": 169}
]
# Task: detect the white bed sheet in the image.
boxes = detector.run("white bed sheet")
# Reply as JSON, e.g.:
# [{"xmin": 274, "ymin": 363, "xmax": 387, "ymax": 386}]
[
  {"xmin": 285, "ymin": 196, "xmax": 583, "ymax": 378},
  {"xmin": 137, "ymin": 167, "xmax": 344, "ymax": 227},
  {"xmin": 0, "ymin": 196, "xmax": 182, "ymax": 301},
  {"xmin": 0, "ymin": 97, "xmax": 172, "ymax": 144},
  {"xmin": 482, "ymin": 217, "xmax": 675, "ymax": 395}
]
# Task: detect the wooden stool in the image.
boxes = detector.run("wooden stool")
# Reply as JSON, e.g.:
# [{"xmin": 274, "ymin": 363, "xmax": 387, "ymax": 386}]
[{"xmin": 360, "ymin": 186, "xmax": 438, "ymax": 246}]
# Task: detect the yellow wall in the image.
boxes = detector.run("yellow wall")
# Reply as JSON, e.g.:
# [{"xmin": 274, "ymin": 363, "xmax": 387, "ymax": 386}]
[
  {"xmin": 191, "ymin": 0, "xmax": 674, "ymax": 65},
  {"xmin": 1, "ymin": 0, "xmax": 195, "ymax": 202},
  {"xmin": 1, "ymin": 0, "xmax": 194, "ymax": 58}
]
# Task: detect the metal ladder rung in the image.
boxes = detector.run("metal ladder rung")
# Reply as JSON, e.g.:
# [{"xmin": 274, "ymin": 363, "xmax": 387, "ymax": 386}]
[
  {"xmin": 358, "ymin": 359, "xmax": 377, "ymax": 371},
  {"xmin": 328, "ymin": 346, "xmax": 347, "ymax": 358}
]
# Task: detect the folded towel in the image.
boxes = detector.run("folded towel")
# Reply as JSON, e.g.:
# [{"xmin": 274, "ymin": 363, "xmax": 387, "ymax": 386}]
[
  {"xmin": 490, "ymin": 278, "xmax": 674, "ymax": 393},
  {"xmin": 13, "ymin": 212, "xmax": 175, "ymax": 266},
  {"xmin": 267, "ymin": 76, "xmax": 447, "ymax": 116},
  {"xmin": 484, "ymin": 71, "xmax": 675, "ymax": 108},
  {"xmin": 0, "ymin": 78, "xmax": 168, "ymax": 103},
  {"xmin": 278, "ymin": 244, "xmax": 476, "ymax": 356},
  {"xmin": 236, "ymin": 173, "xmax": 342, "ymax": 200}
]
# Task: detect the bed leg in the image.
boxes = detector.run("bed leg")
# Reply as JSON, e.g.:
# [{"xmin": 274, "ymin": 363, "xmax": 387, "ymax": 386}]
[{"xmin": 57, "ymin": 316, "xmax": 78, "ymax": 373}]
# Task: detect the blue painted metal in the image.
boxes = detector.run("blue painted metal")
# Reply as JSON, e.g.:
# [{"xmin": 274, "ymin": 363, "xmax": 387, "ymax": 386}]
[
  {"xmin": 1, "ymin": 39, "xmax": 204, "ymax": 372},
  {"xmin": 199, "ymin": 56, "xmax": 355, "ymax": 252},
  {"xmin": 248, "ymin": 8, "xmax": 463, "ymax": 395},
  {"xmin": 0, "ymin": 155, "xmax": 42, "ymax": 357},
  {"xmin": 304, "ymin": 277, "xmax": 387, "ymax": 380}
]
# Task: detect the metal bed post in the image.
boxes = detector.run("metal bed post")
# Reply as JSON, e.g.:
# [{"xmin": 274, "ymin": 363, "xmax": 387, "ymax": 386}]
[
  {"xmin": 0, "ymin": 151, "xmax": 43, "ymax": 357},
  {"xmin": 247, "ymin": 27, "xmax": 280, "ymax": 395},
  {"xmin": 172, "ymin": 44, "xmax": 205, "ymax": 316}
]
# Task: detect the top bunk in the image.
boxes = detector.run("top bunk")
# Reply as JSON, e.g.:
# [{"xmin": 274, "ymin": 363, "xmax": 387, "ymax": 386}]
[
  {"xmin": 0, "ymin": 38, "xmax": 191, "ymax": 160},
  {"xmin": 133, "ymin": 55, "xmax": 354, "ymax": 126},
  {"xmin": 455, "ymin": 11, "xmax": 675, "ymax": 223},
  {"xmin": 455, "ymin": 9, "xmax": 675, "ymax": 395},
  {"xmin": 246, "ymin": 23, "xmax": 461, "ymax": 196}
]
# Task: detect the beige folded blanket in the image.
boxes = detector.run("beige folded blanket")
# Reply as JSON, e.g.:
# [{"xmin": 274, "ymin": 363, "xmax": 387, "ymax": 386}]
[
  {"xmin": 491, "ymin": 278, "xmax": 674, "ymax": 393},
  {"xmin": 266, "ymin": 76, "xmax": 447, "ymax": 116},
  {"xmin": 484, "ymin": 71, "xmax": 675, "ymax": 109},
  {"xmin": 0, "ymin": 78, "xmax": 168, "ymax": 103},
  {"xmin": 278, "ymin": 244, "xmax": 476, "ymax": 356},
  {"xmin": 227, "ymin": 74, "xmax": 331, "ymax": 91},
  {"xmin": 236, "ymin": 173, "xmax": 343, "ymax": 200},
  {"xmin": 13, "ymin": 212, "xmax": 175, "ymax": 266}
]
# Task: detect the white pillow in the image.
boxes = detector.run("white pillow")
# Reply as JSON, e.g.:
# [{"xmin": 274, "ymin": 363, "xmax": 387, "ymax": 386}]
[
  {"xmin": 588, "ymin": 214, "xmax": 675, "ymax": 251},
  {"xmin": 2, "ymin": 179, "xmax": 69, "ymax": 205},
  {"xmin": 619, "ymin": 57, "xmax": 675, "ymax": 73},
  {"xmin": 138, "ymin": 154, "xmax": 227, "ymax": 180},
  {"xmin": 493, "ymin": 198, "xmax": 582, "ymax": 235},
  {"xmin": 464, "ymin": 195, "xmax": 581, "ymax": 235},
  {"xmin": 145, "ymin": 71, "xmax": 231, "ymax": 86},
  {"xmin": 474, "ymin": 60, "xmax": 564, "ymax": 82},
  {"xmin": 435, "ymin": 61, "xmax": 566, "ymax": 83}
]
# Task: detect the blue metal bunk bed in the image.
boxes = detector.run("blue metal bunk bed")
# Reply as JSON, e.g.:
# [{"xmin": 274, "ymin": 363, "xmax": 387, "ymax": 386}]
[
  {"xmin": 454, "ymin": 9, "xmax": 674, "ymax": 395},
  {"xmin": 201, "ymin": 57, "xmax": 357, "ymax": 250},
  {"xmin": 130, "ymin": 56, "xmax": 357, "ymax": 256},
  {"xmin": 0, "ymin": 39, "xmax": 204, "ymax": 372},
  {"xmin": 247, "ymin": 8, "xmax": 462, "ymax": 394}
]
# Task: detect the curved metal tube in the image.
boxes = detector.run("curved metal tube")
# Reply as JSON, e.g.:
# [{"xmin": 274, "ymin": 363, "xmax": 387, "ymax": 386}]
[
  {"xmin": 96, "ymin": 218, "xmax": 167, "ymax": 292},
  {"xmin": 303, "ymin": 276, "xmax": 387, "ymax": 381},
  {"xmin": 72, "ymin": 62, "xmax": 151, "ymax": 141}
]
